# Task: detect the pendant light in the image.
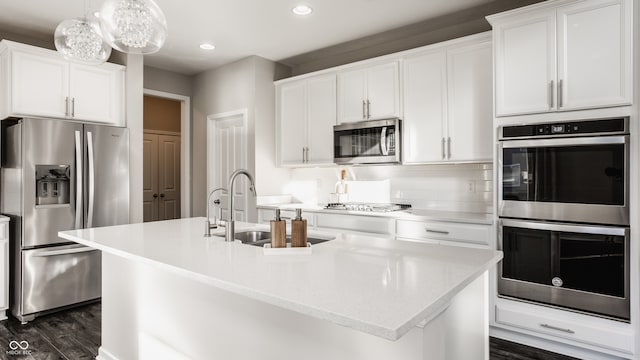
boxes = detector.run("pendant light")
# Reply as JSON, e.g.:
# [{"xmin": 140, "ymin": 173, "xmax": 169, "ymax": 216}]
[
  {"xmin": 98, "ymin": 0, "xmax": 168, "ymax": 54},
  {"xmin": 54, "ymin": 1, "xmax": 112, "ymax": 65}
]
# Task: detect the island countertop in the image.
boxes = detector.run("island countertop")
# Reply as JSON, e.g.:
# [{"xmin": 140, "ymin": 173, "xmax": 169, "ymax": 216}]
[{"xmin": 59, "ymin": 217, "xmax": 502, "ymax": 341}]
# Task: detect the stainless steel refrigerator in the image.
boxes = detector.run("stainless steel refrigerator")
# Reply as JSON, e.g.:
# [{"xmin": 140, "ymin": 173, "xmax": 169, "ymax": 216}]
[{"xmin": 1, "ymin": 117, "xmax": 129, "ymax": 323}]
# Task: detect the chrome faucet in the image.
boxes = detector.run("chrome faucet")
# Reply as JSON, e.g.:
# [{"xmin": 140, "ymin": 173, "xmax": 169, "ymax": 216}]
[
  {"xmin": 204, "ymin": 187, "xmax": 227, "ymax": 237},
  {"xmin": 225, "ymin": 169, "xmax": 257, "ymax": 242}
]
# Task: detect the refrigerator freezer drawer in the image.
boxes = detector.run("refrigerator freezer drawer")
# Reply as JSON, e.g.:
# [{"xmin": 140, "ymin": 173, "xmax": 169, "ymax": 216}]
[{"xmin": 20, "ymin": 244, "xmax": 101, "ymax": 316}]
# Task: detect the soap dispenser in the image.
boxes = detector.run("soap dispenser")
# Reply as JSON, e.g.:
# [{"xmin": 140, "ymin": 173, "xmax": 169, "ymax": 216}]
[
  {"xmin": 270, "ymin": 209, "xmax": 286, "ymax": 248},
  {"xmin": 291, "ymin": 208, "xmax": 307, "ymax": 248}
]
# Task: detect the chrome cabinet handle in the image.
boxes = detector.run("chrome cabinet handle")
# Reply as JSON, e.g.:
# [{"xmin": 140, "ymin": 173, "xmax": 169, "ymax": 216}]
[
  {"xmin": 65, "ymin": 97, "xmax": 70, "ymax": 117},
  {"xmin": 362, "ymin": 100, "xmax": 366, "ymax": 119},
  {"xmin": 71, "ymin": 97, "xmax": 75, "ymax": 117},
  {"xmin": 302, "ymin": 147, "xmax": 305, "ymax": 162},
  {"xmin": 540, "ymin": 323, "xmax": 574, "ymax": 334},
  {"xmin": 447, "ymin": 137, "xmax": 451, "ymax": 159},
  {"xmin": 548, "ymin": 80, "xmax": 554, "ymax": 109},
  {"xmin": 441, "ymin": 138, "xmax": 445, "ymax": 159},
  {"xmin": 558, "ymin": 79, "xmax": 563, "ymax": 108},
  {"xmin": 426, "ymin": 229, "xmax": 450, "ymax": 235},
  {"xmin": 366, "ymin": 100, "xmax": 371, "ymax": 119},
  {"xmin": 305, "ymin": 147, "xmax": 309, "ymax": 162}
]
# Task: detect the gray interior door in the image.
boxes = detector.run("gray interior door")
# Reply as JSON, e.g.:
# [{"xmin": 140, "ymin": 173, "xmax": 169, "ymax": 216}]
[{"xmin": 84, "ymin": 124, "xmax": 130, "ymax": 228}]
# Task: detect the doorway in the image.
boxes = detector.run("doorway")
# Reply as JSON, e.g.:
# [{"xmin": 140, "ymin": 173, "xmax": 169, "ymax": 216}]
[{"xmin": 143, "ymin": 95, "xmax": 181, "ymax": 221}]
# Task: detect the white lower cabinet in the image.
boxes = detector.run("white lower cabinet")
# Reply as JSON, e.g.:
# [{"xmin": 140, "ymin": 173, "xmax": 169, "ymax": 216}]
[
  {"xmin": 0, "ymin": 217, "xmax": 8, "ymax": 320},
  {"xmin": 396, "ymin": 219, "xmax": 490, "ymax": 248},
  {"xmin": 315, "ymin": 213, "xmax": 395, "ymax": 238},
  {"xmin": 494, "ymin": 299, "xmax": 634, "ymax": 357}
]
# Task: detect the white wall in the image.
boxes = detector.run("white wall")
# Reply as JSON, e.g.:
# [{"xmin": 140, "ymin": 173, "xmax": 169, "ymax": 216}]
[
  {"xmin": 191, "ymin": 56, "xmax": 292, "ymax": 219},
  {"xmin": 144, "ymin": 66, "xmax": 193, "ymax": 97},
  {"xmin": 286, "ymin": 163, "xmax": 493, "ymax": 213}
]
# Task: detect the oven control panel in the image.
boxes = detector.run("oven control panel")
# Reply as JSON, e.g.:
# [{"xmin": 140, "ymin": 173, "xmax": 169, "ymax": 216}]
[{"xmin": 501, "ymin": 117, "xmax": 627, "ymax": 139}]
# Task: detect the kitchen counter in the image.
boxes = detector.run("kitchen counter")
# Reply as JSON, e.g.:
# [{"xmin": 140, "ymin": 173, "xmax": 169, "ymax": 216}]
[
  {"xmin": 59, "ymin": 218, "xmax": 502, "ymax": 360},
  {"xmin": 257, "ymin": 203, "xmax": 493, "ymax": 225}
]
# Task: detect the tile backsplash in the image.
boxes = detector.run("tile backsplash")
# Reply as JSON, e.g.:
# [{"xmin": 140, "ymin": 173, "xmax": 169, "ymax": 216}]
[{"xmin": 283, "ymin": 163, "xmax": 493, "ymax": 213}]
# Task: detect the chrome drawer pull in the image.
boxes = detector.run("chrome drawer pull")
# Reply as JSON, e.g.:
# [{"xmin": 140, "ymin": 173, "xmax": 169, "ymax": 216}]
[
  {"xmin": 425, "ymin": 229, "xmax": 449, "ymax": 235},
  {"xmin": 540, "ymin": 323, "xmax": 574, "ymax": 334}
]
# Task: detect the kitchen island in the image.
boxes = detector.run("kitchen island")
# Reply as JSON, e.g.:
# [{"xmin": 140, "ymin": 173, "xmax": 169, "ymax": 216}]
[{"xmin": 59, "ymin": 217, "xmax": 502, "ymax": 360}]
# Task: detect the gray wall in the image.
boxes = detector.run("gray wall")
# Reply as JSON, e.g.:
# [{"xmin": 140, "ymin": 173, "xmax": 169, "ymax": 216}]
[
  {"xmin": 143, "ymin": 66, "xmax": 193, "ymax": 97},
  {"xmin": 191, "ymin": 56, "xmax": 292, "ymax": 218}
]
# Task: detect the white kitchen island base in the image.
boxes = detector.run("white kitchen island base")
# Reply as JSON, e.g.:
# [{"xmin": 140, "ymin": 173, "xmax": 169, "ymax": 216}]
[{"xmin": 97, "ymin": 252, "xmax": 489, "ymax": 360}]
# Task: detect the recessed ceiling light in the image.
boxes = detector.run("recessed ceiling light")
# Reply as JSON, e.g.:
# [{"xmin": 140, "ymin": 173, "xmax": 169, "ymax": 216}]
[
  {"xmin": 200, "ymin": 43, "xmax": 216, "ymax": 50},
  {"xmin": 292, "ymin": 5, "xmax": 313, "ymax": 16},
  {"xmin": 93, "ymin": 11, "xmax": 100, "ymax": 18}
]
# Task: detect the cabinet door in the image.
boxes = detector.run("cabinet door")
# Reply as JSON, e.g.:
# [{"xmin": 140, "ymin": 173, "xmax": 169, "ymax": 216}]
[
  {"xmin": 11, "ymin": 50, "xmax": 69, "ymax": 118},
  {"xmin": 447, "ymin": 40, "xmax": 493, "ymax": 162},
  {"xmin": 494, "ymin": 11, "xmax": 556, "ymax": 116},
  {"xmin": 366, "ymin": 61, "xmax": 400, "ymax": 120},
  {"xmin": 306, "ymin": 74, "xmax": 336, "ymax": 165},
  {"xmin": 337, "ymin": 68, "xmax": 366, "ymax": 123},
  {"xmin": 278, "ymin": 81, "xmax": 307, "ymax": 165},
  {"xmin": 403, "ymin": 50, "xmax": 447, "ymax": 163},
  {"xmin": 557, "ymin": 0, "xmax": 632, "ymax": 110},
  {"xmin": 70, "ymin": 63, "xmax": 124, "ymax": 125},
  {"xmin": 0, "ymin": 239, "xmax": 7, "ymax": 310}
]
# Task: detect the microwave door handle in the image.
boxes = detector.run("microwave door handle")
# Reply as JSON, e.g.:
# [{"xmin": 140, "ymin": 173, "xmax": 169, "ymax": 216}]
[
  {"xmin": 74, "ymin": 130, "xmax": 83, "ymax": 229},
  {"xmin": 380, "ymin": 127, "xmax": 388, "ymax": 155}
]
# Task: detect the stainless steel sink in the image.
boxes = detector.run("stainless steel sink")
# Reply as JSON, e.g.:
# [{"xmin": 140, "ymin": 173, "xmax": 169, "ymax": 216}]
[
  {"xmin": 234, "ymin": 230, "xmax": 334, "ymax": 247},
  {"xmin": 234, "ymin": 230, "xmax": 271, "ymax": 244}
]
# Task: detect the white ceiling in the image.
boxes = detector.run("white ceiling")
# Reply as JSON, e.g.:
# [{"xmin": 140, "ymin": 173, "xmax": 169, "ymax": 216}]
[{"xmin": 0, "ymin": 0, "xmax": 494, "ymax": 75}]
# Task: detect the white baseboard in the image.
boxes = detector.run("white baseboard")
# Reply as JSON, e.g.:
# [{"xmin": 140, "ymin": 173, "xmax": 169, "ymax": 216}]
[{"xmin": 96, "ymin": 347, "xmax": 119, "ymax": 360}]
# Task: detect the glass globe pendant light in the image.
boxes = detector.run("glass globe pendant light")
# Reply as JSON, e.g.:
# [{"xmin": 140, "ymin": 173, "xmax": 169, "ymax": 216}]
[
  {"xmin": 54, "ymin": 14, "xmax": 112, "ymax": 65},
  {"xmin": 99, "ymin": 0, "xmax": 168, "ymax": 54}
]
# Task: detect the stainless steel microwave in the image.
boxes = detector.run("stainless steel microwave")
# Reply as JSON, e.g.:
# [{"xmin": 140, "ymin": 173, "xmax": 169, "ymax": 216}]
[{"xmin": 333, "ymin": 118, "xmax": 401, "ymax": 165}]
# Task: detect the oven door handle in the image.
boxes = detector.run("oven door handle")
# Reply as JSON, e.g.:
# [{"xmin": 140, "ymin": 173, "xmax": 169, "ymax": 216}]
[
  {"xmin": 500, "ymin": 219, "xmax": 628, "ymax": 236},
  {"xmin": 500, "ymin": 135, "xmax": 628, "ymax": 149}
]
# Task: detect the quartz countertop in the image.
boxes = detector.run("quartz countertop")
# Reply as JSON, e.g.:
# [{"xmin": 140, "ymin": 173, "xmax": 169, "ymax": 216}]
[
  {"xmin": 257, "ymin": 203, "xmax": 493, "ymax": 225},
  {"xmin": 59, "ymin": 218, "xmax": 502, "ymax": 341}
]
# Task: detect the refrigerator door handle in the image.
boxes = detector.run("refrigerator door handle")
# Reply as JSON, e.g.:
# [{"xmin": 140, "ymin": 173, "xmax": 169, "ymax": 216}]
[
  {"xmin": 74, "ymin": 130, "xmax": 83, "ymax": 229},
  {"xmin": 87, "ymin": 131, "xmax": 95, "ymax": 228},
  {"xmin": 31, "ymin": 246, "xmax": 98, "ymax": 257}
]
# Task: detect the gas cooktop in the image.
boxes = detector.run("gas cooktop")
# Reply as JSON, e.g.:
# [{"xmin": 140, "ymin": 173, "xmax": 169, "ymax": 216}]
[{"xmin": 324, "ymin": 203, "xmax": 411, "ymax": 212}]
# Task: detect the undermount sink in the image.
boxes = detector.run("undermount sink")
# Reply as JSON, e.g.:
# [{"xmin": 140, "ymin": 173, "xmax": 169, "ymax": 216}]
[{"xmin": 234, "ymin": 230, "xmax": 334, "ymax": 247}]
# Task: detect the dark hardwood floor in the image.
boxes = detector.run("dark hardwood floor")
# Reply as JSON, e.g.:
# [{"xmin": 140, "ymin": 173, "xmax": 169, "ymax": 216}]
[{"xmin": 0, "ymin": 303, "xmax": 579, "ymax": 360}]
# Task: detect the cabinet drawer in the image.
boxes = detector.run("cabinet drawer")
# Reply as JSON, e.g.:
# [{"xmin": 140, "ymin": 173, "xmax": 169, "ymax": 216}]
[
  {"xmin": 316, "ymin": 213, "xmax": 394, "ymax": 235},
  {"xmin": 495, "ymin": 303, "xmax": 633, "ymax": 355},
  {"xmin": 396, "ymin": 219, "xmax": 489, "ymax": 246}
]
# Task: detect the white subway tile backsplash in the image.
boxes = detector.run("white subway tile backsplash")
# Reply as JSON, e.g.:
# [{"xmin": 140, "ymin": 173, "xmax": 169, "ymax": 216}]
[{"xmin": 289, "ymin": 163, "xmax": 494, "ymax": 214}]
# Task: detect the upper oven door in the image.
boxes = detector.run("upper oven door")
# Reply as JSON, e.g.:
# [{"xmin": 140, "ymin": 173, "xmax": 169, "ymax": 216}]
[
  {"xmin": 499, "ymin": 135, "xmax": 629, "ymax": 225},
  {"xmin": 333, "ymin": 119, "xmax": 400, "ymax": 164}
]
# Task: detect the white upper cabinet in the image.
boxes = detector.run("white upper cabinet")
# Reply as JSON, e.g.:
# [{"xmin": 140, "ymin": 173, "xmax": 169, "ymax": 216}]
[
  {"xmin": 403, "ymin": 50, "xmax": 447, "ymax": 163},
  {"xmin": 490, "ymin": 0, "xmax": 632, "ymax": 117},
  {"xmin": 403, "ymin": 33, "xmax": 493, "ymax": 164},
  {"xmin": 338, "ymin": 61, "xmax": 400, "ymax": 123},
  {"xmin": 0, "ymin": 40, "xmax": 125, "ymax": 126},
  {"xmin": 69, "ymin": 63, "xmax": 124, "ymax": 124},
  {"xmin": 446, "ymin": 40, "xmax": 493, "ymax": 162},
  {"xmin": 277, "ymin": 73, "xmax": 337, "ymax": 167}
]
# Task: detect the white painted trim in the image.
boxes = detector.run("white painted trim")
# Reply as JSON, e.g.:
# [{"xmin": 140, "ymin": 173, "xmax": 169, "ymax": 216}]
[
  {"xmin": 143, "ymin": 88, "xmax": 191, "ymax": 218},
  {"xmin": 97, "ymin": 347, "xmax": 120, "ymax": 360}
]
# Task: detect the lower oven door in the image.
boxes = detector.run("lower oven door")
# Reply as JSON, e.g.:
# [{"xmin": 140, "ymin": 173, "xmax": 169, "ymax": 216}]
[
  {"xmin": 498, "ymin": 219, "xmax": 629, "ymax": 320},
  {"xmin": 20, "ymin": 244, "xmax": 101, "ymax": 316}
]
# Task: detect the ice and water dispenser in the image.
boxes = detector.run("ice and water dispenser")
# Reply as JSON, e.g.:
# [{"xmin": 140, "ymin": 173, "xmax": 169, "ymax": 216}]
[{"xmin": 35, "ymin": 165, "xmax": 70, "ymax": 205}]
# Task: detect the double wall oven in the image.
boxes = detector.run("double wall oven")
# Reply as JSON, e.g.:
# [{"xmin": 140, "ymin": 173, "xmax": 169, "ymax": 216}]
[{"xmin": 498, "ymin": 117, "xmax": 630, "ymax": 320}]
